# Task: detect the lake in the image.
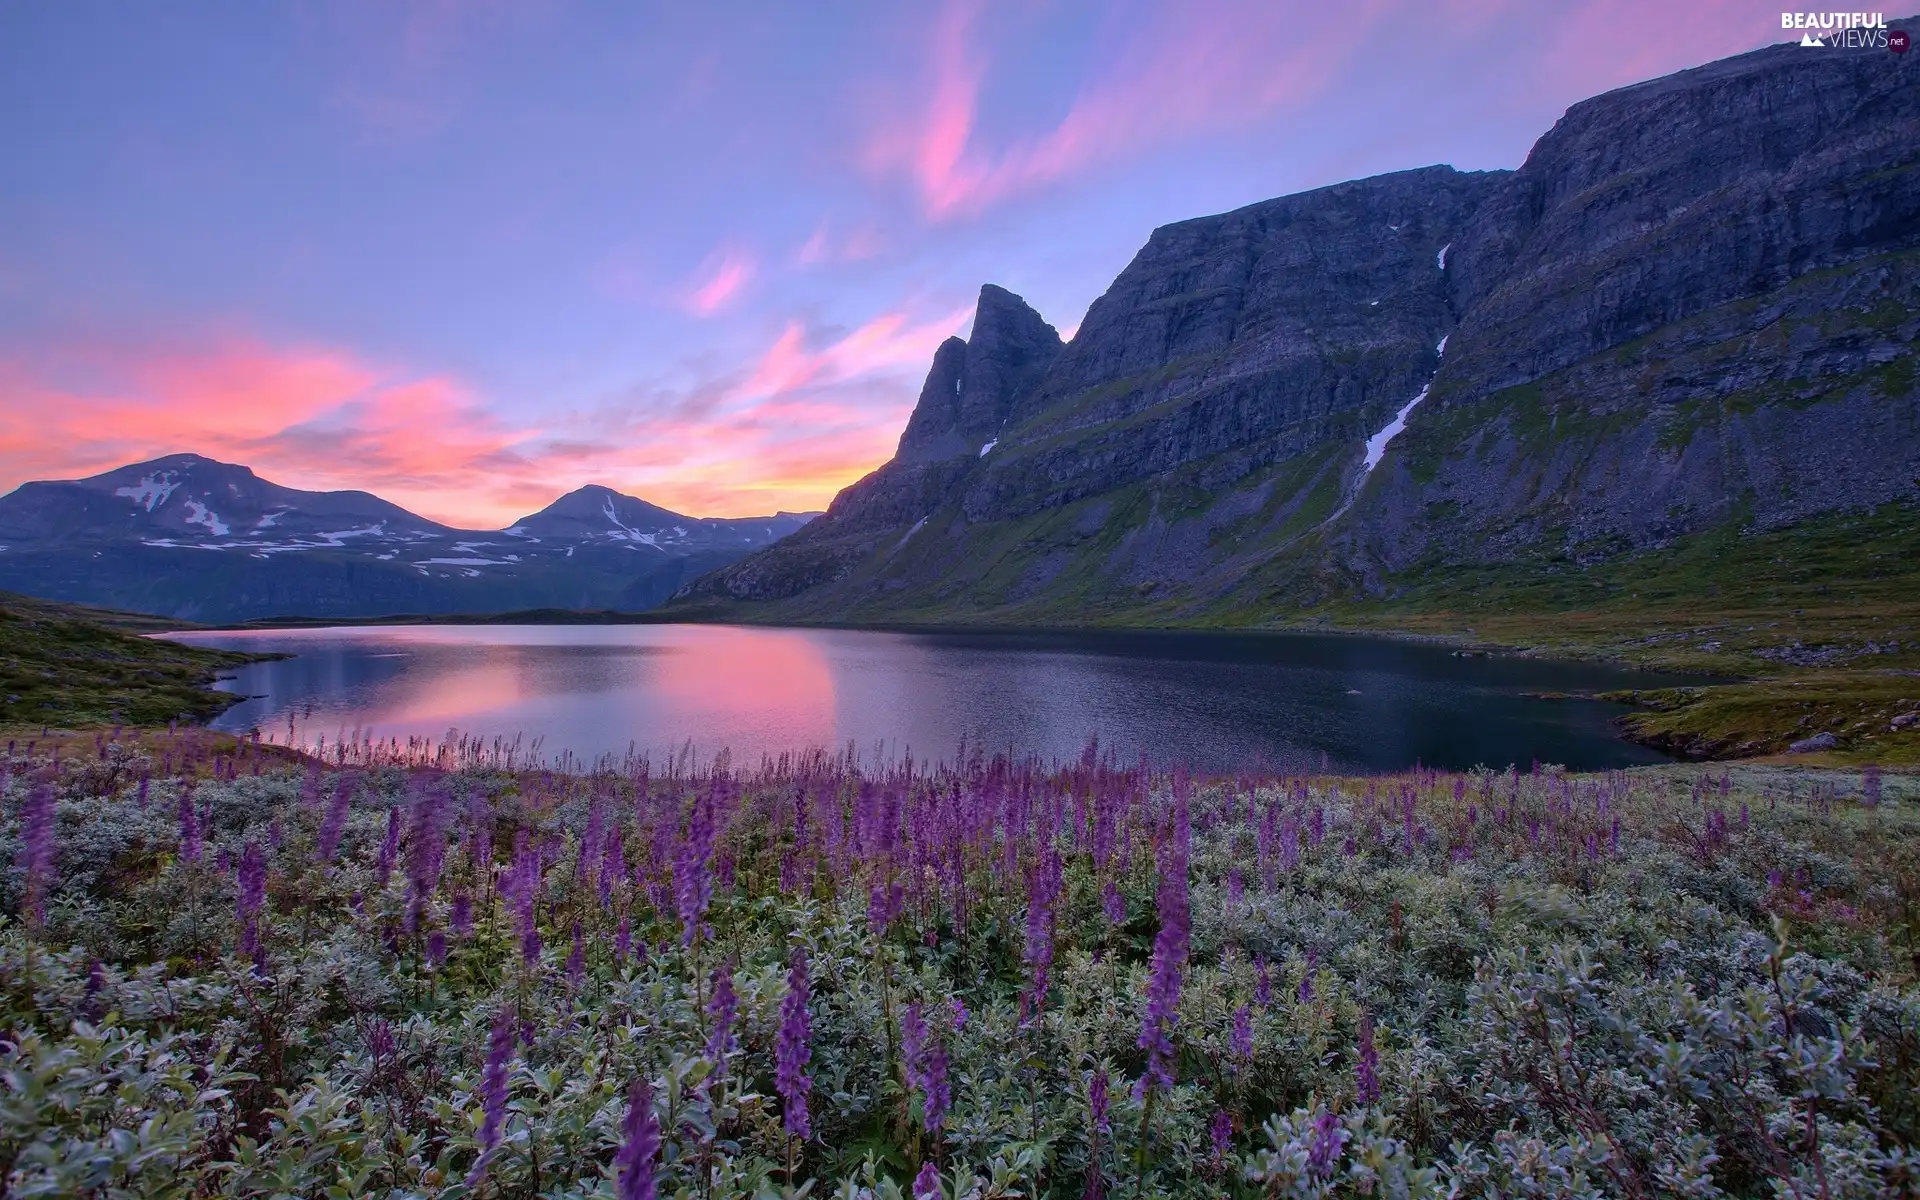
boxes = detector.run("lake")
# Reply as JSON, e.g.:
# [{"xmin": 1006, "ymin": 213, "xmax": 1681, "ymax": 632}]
[{"xmin": 163, "ymin": 623, "xmax": 1702, "ymax": 773}]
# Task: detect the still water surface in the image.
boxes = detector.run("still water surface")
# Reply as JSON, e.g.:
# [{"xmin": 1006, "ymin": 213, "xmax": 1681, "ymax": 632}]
[{"xmin": 166, "ymin": 624, "xmax": 1702, "ymax": 773}]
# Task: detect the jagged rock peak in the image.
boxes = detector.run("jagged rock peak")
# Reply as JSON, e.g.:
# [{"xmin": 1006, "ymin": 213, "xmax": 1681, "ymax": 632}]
[{"xmin": 895, "ymin": 284, "xmax": 1062, "ymax": 463}]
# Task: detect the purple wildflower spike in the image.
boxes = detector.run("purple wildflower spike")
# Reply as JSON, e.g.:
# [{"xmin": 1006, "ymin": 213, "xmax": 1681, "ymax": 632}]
[
  {"xmin": 1356, "ymin": 1011, "xmax": 1379, "ymax": 1104},
  {"xmin": 675, "ymin": 791, "xmax": 715, "ymax": 948},
  {"xmin": 775, "ymin": 945, "xmax": 813, "ymax": 1140},
  {"xmin": 317, "ymin": 774, "xmax": 352, "ymax": 863},
  {"xmin": 177, "ymin": 784, "xmax": 201, "ymax": 864},
  {"xmin": 1209, "ymin": 1109, "xmax": 1232, "ymax": 1159},
  {"xmin": 375, "ymin": 806, "xmax": 401, "ymax": 888},
  {"xmin": 912, "ymin": 1160, "xmax": 942, "ymax": 1200},
  {"xmin": 1022, "ymin": 844, "xmax": 1061, "ymax": 1022},
  {"xmin": 235, "ymin": 840, "xmax": 267, "ymax": 958},
  {"xmin": 469, "ymin": 1007, "xmax": 516, "ymax": 1185},
  {"xmin": 1088, "ymin": 1067, "xmax": 1110, "ymax": 1134},
  {"xmin": 16, "ymin": 784, "xmax": 56, "ymax": 926},
  {"xmin": 566, "ymin": 920, "xmax": 585, "ymax": 981},
  {"xmin": 1232, "ymin": 1004, "xmax": 1253, "ymax": 1063},
  {"xmin": 613, "ymin": 1075, "xmax": 660, "ymax": 1200},
  {"xmin": 404, "ymin": 782, "xmax": 445, "ymax": 933},
  {"xmin": 1136, "ymin": 801, "xmax": 1190, "ymax": 1101},
  {"xmin": 706, "ymin": 958, "xmax": 738, "ymax": 1074},
  {"xmin": 1306, "ymin": 1110, "xmax": 1346, "ymax": 1177}
]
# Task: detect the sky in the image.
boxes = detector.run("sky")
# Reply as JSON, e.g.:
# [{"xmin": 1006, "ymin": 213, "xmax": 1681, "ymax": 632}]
[{"xmin": 0, "ymin": 1, "xmax": 1799, "ymax": 528}]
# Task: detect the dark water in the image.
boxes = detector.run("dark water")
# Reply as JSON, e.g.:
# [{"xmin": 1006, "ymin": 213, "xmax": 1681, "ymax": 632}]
[{"xmin": 164, "ymin": 623, "xmax": 1704, "ymax": 773}]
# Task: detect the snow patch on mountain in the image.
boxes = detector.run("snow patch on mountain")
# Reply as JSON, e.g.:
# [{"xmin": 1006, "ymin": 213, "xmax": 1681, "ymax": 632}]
[
  {"xmin": 181, "ymin": 500, "xmax": 230, "ymax": 535},
  {"xmin": 115, "ymin": 472, "xmax": 182, "ymax": 512}
]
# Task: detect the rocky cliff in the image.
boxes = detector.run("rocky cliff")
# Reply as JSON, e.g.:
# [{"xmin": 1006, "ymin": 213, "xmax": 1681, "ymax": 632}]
[{"xmin": 677, "ymin": 26, "xmax": 1920, "ymax": 624}]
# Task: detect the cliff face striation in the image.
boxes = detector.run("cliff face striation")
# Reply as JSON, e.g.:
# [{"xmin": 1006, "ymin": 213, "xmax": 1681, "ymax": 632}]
[{"xmin": 677, "ymin": 27, "xmax": 1920, "ymax": 624}]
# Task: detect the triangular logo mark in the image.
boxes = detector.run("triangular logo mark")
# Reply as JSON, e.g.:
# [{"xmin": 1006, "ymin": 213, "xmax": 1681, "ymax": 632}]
[{"xmin": 1800, "ymin": 31, "xmax": 1826, "ymax": 46}]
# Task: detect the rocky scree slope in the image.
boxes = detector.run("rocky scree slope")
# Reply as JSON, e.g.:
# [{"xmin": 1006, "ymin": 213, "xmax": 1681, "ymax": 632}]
[
  {"xmin": 0, "ymin": 455, "xmax": 815, "ymax": 622},
  {"xmin": 679, "ymin": 27, "xmax": 1920, "ymax": 625}
]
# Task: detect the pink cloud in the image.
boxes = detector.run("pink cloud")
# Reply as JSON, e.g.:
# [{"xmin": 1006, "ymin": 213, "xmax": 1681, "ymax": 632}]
[
  {"xmin": 0, "ymin": 303, "xmax": 970, "ymax": 526},
  {"xmin": 796, "ymin": 221, "xmax": 887, "ymax": 266},
  {"xmin": 686, "ymin": 247, "xmax": 756, "ymax": 314},
  {"xmin": 870, "ymin": 0, "xmax": 1391, "ymax": 217}
]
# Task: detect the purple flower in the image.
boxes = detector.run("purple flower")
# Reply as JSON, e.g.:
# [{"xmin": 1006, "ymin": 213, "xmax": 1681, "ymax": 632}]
[
  {"xmin": 1305, "ymin": 1110, "xmax": 1346, "ymax": 1177},
  {"xmin": 451, "ymin": 891, "xmax": 473, "ymax": 938},
  {"xmin": 1255, "ymin": 958, "xmax": 1273, "ymax": 1008},
  {"xmin": 599, "ymin": 827, "xmax": 626, "ymax": 909},
  {"xmin": 317, "ymin": 775, "xmax": 352, "ymax": 863},
  {"xmin": 1356, "ymin": 1012, "xmax": 1379, "ymax": 1104},
  {"xmin": 913, "ymin": 1160, "xmax": 942, "ymax": 1200},
  {"xmin": 706, "ymin": 958, "xmax": 738, "ymax": 1074},
  {"xmin": 1136, "ymin": 802, "xmax": 1190, "ymax": 1101},
  {"xmin": 1209, "ymin": 1109, "xmax": 1233, "ymax": 1159},
  {"xmin": 1088, "ymin": 1067, "xmax": 1111, "ymax": 1135},
  {"xmin": 900, "ymin": 1002, "xmax": 950, "ymax": 1134},
  {"xmin": 1298, "ymin": 951, "xmax": 1317, "ymax": 1005},
  {"xmin": 1231, "ymin": 1004, "xmax": 1253, "ymax": 1063},
  {"xmin": 374, "ymin": 806, "xmax": 401, "ymax": 888},
  {"xmin": 868, "ymin": 879, "xmax": 905, "ymax": 934},
  {"xmin": 404, "ymin": 783, "xmax": 445, "ymax": 932},
  {"xmin": 613, "ymin": 1075, "xmax": 660, "ymax": 1200},
  {"xmin": 511, "ymin": 833, "xmax": 542, "ymax": 967},
  {"xmin": 1101, "ymin": 880, "xmax": 1125, "ymax": 926},
  {"xmin": 469, "ymin": 1007, "xmax": 516, "ymax": 1185},
  {"xmin": 675, "ymin": 791, "xmax": 716, "ymax": 948},
  {"xmin": 616, "ymin": 916, "xmax": 633, "ymax": 965},
  {"xmin": 15, "ymin": 784, "xmax": 56, "ymax": 926},
  {"xmin": 950, "ymin": 996, "xmax": 968, "ymax": 1031},
  {"xmin": 427, "ymin": 930, "xmax": 447, "ymax": 967},
  {"xmin": 176, "ymin": 784, "xmax": 201, "ymax": 864},
  {"xmin": 921, "ymin": 1035, "xmax": 951, "ymax": 1134},
  {"xmin": 566, "ymin": 920, "xmax": 586, "ymax": 981},
  {"xmin": 901, "ymin": 1002, "xmax": 927, "ymax": 1086},
  {"xmin": 235, "ymin": 840, "xmax": 267, "ymax": 958},
  {"xmin": 1022, "ymin": 845, "xmax": 1062, "ymax": 1023},
  {"xmin": 775, "ymin": 945, "xmax": 813, "ymax": 1140}
]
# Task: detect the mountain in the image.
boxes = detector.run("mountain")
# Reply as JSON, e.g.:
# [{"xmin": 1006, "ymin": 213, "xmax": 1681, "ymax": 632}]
[
  {"xmin": 675, "ymin": 26, "xmax": 1920, "ymax": 629},
  {"xmin": 0, "ymin": 454, "xmax": 817, "ymax": 622},
  {"xmin": 508, "ymin": 484, "xmax": 815, "ymax": 549}
]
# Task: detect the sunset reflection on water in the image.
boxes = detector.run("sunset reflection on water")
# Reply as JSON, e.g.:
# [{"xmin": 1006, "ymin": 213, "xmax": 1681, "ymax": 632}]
[{"xmin": 167, "ymin": 623, "xmax": 1704, "ymax": 772}]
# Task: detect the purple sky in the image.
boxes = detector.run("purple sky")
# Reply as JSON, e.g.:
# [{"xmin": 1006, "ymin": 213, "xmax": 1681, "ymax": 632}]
[{"xmin": 0, "ymin": 1, "xmax": 1796, "ymax": 527}]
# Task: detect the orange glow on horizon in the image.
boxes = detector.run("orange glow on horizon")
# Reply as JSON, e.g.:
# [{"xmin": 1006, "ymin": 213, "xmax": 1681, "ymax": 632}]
[{"xmin": 0, "ymin": 304, "xmax": 966, "ymax": 526}]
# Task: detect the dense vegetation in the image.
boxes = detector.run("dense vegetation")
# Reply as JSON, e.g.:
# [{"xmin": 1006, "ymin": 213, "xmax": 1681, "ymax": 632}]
[
  {"xmin": 2, "ymin": 729, "xmax": 1917, "ymax": 1197},
  {"xmin": 0, "ymin": 592, "xmax": 255, "ymax": 729}
]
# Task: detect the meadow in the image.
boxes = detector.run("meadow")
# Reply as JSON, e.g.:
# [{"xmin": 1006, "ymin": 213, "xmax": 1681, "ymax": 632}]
[{"xmin": 2, "ymin": 728, "xmax": 1917, "ymax": 1198}]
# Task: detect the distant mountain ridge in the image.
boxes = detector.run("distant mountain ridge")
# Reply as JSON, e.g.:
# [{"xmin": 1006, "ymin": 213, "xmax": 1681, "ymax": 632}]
[
  {"xmin": 674, "ymin": 23, "xmax": 1920, "ymax": 624},
  {"xmin": 0, "ymin": 454, "xmax": 817, "ymax": 622}
]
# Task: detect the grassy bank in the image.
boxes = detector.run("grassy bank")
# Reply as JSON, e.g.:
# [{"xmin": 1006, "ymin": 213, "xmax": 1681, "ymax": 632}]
[
  {"xmin": 1295, "ymin": 503, "xmax": 1920, "ymax": 766},
  {"xmin": 0, "ymin": 591, "xmax": 264, "ymax": 730}
]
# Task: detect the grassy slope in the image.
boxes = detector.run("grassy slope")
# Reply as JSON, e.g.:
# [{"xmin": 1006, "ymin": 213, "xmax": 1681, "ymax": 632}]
[
  {"xmin": 1243, "ymin": 501, "xmax": 1920, "ymax": 765},
  {"xmin": 0, "ymin": 591, "xmax": 262, "ymax": 729}
]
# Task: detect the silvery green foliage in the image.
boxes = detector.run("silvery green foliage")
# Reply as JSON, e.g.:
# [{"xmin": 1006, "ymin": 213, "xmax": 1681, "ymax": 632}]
[{"xmin": 0, "ymin": 740, "xmax": 1915, "ymax": 1197}]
